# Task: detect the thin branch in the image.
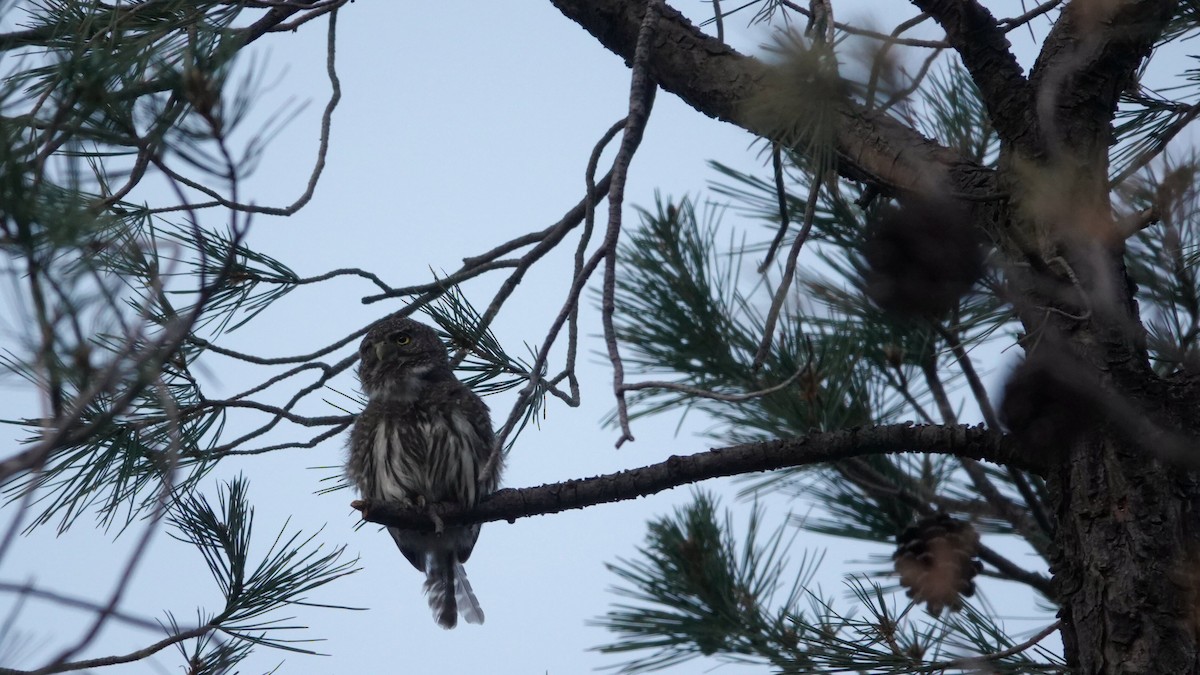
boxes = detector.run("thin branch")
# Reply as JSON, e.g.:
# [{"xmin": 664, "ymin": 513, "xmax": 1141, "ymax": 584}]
[
  {"xmin": 291, "ymin": 268, "xmax": 392, "ymax": 293},
  {"xmin": 752, "ymin": 172, "xmax": 820, "ymax": 371},
  {"xmin": 364, "ymin": 259, "xmax": 521, "ymax": 302},
  {"xmin": 711, "ymin": 0, "xmax": 724, "ymax": 42},
  {"xmin": 186, "ymin": 399, "xmax": 350, "ymax": 427},
  {"xmin": 362, "ymin": 175, "xmax": 614, "ymax": 305},
  {"xmin": 919, "ymin": 340, "xmax": 1048, "ymax": 553},
  {"xmin": 977, "ymin": 542, "xmax": 1054, "ymax": 597},
  {"xmin": 482, "ymin": 132, "xmax": 627, "ymax": 481},
  {"xmin": 935, "ymin": 322, "xmax": 1054, "ymax": 539},
  {"xmin": 620, "ymin": 338, "xmax": 812, "ymax": 402},
  {"xmin": 219, "ymin": 421, "xmax": 351, "ymax": 456},
  {"xmin": 138, "ymin": 12, "xmax": 340, "ymax": 219},
  {"xmin": 879, "ymin": 47, "xmax": 945, "ymax": 112},
  {"xmin": 203, "ymin": 354, "xmax": 357, "ymax": 457},
  {"xmin": 881, "ymin": 363, "xmax": 937, "ymax": 425},
  {"xmin": 921, "ymin": 620, "xmax": 1062, "ymax": 672},
  {"xmin": 0, "ymin": 582, "xmax": 163, "ymax": 632},
  {"xmin": 919, "ymin": 344, "xmax": 957, "ymax": 424},
  {"xmin": 619, "ymin": 367, "xmax": 806, "ymax": 402},
  {"xmin": 189, "ymin": 328, "xmax": 366, "ymax": 365},
  {"xmin": 235, "ymin": 0, "xmax": 321, "ymax": 47},
  {"xmin": 781, "ymin": 2, "xmax": 945, "ymax": 48},
  {"xmin": 0, "ymin": 623, "xmax": 215, "ymax": 675},
  {"xmin": 758, "ymin": 142, "xmax": 791, "ymax": 272},
  {"xmin": 551, "ymin": 117, "xmax": 630, "ymax": 406},
  {"xmin": 601, "ymin": 0, "xmax": 661, "ymax": 447},
  {"xmin": 997, "ymin": 0, "xmax": 1063, "ymax": 32},
  {"xmin": 260, "ymin": 0, "xmax": 349, "ymax": 33},
  {"xmin": 934, "ymin": 324, "xmax": 998, "ymax": 426}
]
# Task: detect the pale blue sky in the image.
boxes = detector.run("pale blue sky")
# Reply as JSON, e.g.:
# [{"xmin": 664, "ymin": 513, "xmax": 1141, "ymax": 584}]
[{"xmin": 0, "ymin": 2, "xmax": 1070, "ymax": 673}]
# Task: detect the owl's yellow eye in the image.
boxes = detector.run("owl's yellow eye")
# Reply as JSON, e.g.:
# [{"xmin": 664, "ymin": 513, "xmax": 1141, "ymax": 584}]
[{"xmin": 394, "ymin": 334, "xmax": 411, "ymax": 346}]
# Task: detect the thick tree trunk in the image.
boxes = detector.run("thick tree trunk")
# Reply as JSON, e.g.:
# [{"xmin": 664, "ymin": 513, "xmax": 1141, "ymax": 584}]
[
  {"xmin": 1049, "ymin": 429, "xmax": 1200, "ymax": 673},
  {"xmin": 1009, "ymin": 228, "xmax": 1200, "ymax": 672},
  {"xmin": 997, "ymin": 1, "xmax": 1193, "ymax": 669}
]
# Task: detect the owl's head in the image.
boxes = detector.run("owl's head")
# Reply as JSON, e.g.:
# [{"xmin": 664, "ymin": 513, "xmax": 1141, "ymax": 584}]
[{"xmin": 357, "ymin": 317, "xmax": 450, "ymax": 401}]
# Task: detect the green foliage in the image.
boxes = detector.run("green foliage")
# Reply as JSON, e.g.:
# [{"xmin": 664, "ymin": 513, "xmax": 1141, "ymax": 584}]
[
  {"xmin": 166, "ymin": 611, "xmax": 256, "ymax": 675},
  {"xmin": 612, "ymin": 196, "xmax": 877, "ymax": 442},
  {"xmin": 0, "ymin": 2, "xmax": 363, "ymax": 671},
  {"xmin": 915, "ymin": 64, "xmax": 998, "ymax": 166},
  {"xmin": 1121, "ymin": 155, "xmax": 1200, "ymax": 373},
  {"xmin": 167, "ymin": 475, "xmax": 360, "ymax": 653},
  {"xmin": 0, "ymin": 0, "xmax": 285, "ymax": 532},
  {"xmin": 596, "ymin": 494, "xmax": 1065, "ymax": 674},
  {"xmin": 599, "ymin": 55, "xmax": 1064, "ymax": 672},
  {"xmin": 593, "ymin": 491, "xmax": 809, "ymax": 673}
]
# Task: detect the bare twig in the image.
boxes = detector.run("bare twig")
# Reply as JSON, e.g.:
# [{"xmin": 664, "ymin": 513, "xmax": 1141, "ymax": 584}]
[
  {"xmin": 203, "ymin": 354, "xmax": 358, "ymax": 457},
  {"xmin": 933, "ymin": 324, "xmax": 998, "ymax": 426},
  {"xmin": 619, "ymin": 367, "xmax": 807, "ymax": 403},
  {"xmin": 260, "ymin": 0, "xmax": 349, "ymax": 33},
  {"xmin": 997, "ymin": 0, "xmax": 1063, "ymax": 32},
  {"xmin": 752, "ymin": 172, "xmax": 820, "ymax": 371},
  {"xmin": 482, "ymin": 122, "xmax": 628, "ymax": 480},
  {"xmin": 879, "ymin": 47, "xmax": 945, "ymax": 112},
  {"xmin": 601, "ymin": 0, "xmax": 661, "ymax": 447},
  {"xmin": 758, "ymin": 142, "xmax": 791, "ymax": 272},
  {"xmin": 782, "ymin": 2, "xmax": 945, "ymax": 47},
  {"xmin": 0, "ymin": 582, "xmax": 164, "ymax": 632},
  {"xmin": 137, "ymin": 13, "xmax": 340, "ymax": 218},
  {"xmin": 220, "ymin": 422, "xmax": 351, "ymax": 457},
  {"xmin": 2, "ymin": 624, "xmax": 216, "ymax": 675},
  {"xmin": 920, "ymin": 620, "xmax": 1061, "ymax": 671},
  {"xmin": 621, "ymin": 337, "xmax": 814, "ymax": 402},
  {"xmin": 935, "ymin": 321, "xmax": 1054, "ymax": 539},
  {"xmin": 552, "ymin": 117, "xmax": 630, "ymax": 406},
  {"xmin": 186, "ymin": 399, "xmax": 350, "ymax": 427},
  {"xmin": 919, "ymin": 340, "xmax": 1049, "ymax": 553}
]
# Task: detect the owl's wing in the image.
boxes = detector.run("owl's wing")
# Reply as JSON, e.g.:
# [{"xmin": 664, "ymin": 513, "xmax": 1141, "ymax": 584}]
[
  {"xmin": 390, "ymin": 526, "xmax": 432, "ymax": 571},
  {"xmin": 345, "ymin": 405, "xmax": 377, "ymax": 495},
  {"xmin": 451, "ymin": 383, "xmax": 496, "ymax": 469},
  {"xmin": 446, "ymin": 383, "xmax": 493, "ymax": 564}
]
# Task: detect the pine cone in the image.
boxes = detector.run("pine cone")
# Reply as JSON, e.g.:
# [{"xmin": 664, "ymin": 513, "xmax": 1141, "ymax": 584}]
[
  {"xmin": 892, "ymin": 513, "xmax": 982, "ymax": 616},
  {"xmin": 863, "ymin": 196, "xmax": 984, "ymax": 318},
  {"xmin": 1000, "ymin": 349, "xmax": 1102, "ymax": 457}
]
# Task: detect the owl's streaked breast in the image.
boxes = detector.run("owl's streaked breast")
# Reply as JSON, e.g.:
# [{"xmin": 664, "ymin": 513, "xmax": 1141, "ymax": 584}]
[{"xmin": 360, "ymin": 406, "xmax": 481, "ymax": 508}]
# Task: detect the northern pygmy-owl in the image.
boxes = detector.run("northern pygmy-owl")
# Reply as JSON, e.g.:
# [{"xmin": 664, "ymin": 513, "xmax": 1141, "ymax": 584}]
[{"xmin": 347, "ymin": 316, "xmax": 500, "ymax": 629}]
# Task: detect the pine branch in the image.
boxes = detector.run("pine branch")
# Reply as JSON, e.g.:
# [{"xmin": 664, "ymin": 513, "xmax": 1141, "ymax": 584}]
[
  {"xmin": 359, "ymin": 423, "xmax": 1033, "ymax": 531},
  {"xmin": 906, "ymin": 0, "xmax": 1035, "ymax": 154},
  {"xmin": 548, "ymin": 0, "xmax": 998, "ymax": 201}
]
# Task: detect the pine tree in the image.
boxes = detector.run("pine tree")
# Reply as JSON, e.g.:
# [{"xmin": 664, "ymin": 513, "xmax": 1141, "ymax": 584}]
[
  {"xmin": 2, "ymin": 1, "xmax": 1199, "ymax": 673},
  {"xmin": 576, "ymin": 1, "xmax": 1200, "ymax": 672}
]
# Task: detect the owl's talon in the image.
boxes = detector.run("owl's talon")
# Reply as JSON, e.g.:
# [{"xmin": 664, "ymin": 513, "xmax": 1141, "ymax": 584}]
[{"xmin": 429, "ymin": 508, "xmax": 445, "ymax": 534}]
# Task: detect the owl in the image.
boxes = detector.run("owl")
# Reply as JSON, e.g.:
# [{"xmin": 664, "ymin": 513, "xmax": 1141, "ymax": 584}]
[{"xmin": 346, "ymin": 316, "xmax": 500, "ymax": 628}]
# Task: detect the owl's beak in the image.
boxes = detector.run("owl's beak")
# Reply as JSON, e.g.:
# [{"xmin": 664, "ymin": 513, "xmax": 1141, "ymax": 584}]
[{"xmin": 373, "ymin": 341, "xmax": 391, "ymax": 361}]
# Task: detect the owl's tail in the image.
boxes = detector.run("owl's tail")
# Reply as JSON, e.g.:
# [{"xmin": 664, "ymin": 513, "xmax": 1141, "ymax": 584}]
[{"xmin": 424, "ymin": 555, "xmax": 484, "ymax": 629}]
